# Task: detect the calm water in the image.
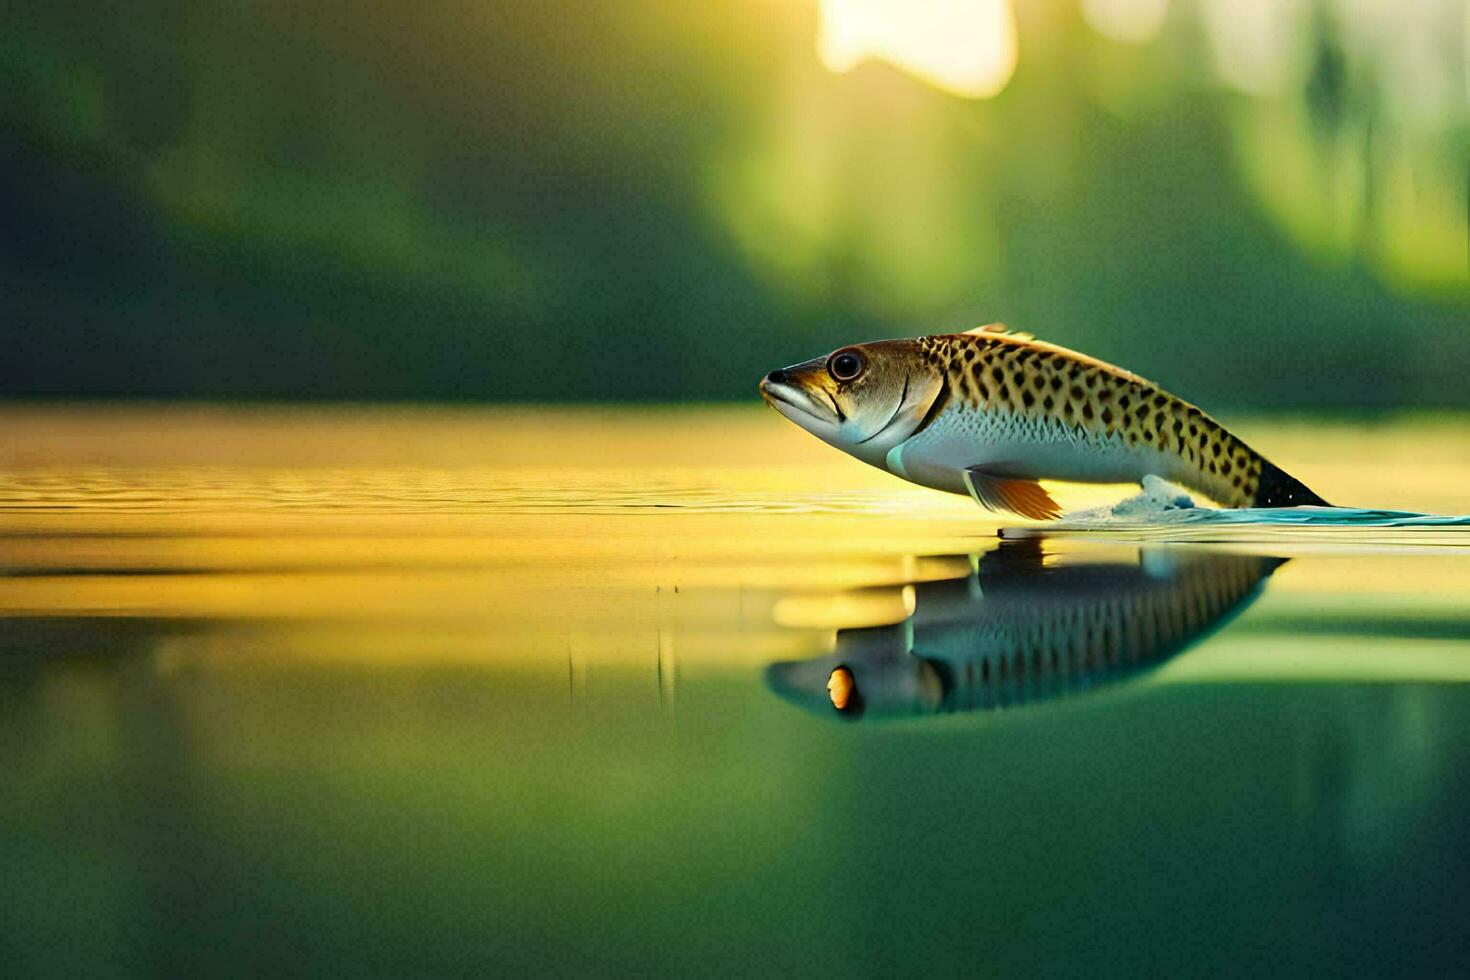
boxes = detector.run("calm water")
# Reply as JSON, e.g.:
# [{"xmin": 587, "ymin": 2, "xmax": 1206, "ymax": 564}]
[{"xmin": 3, "ymin": 406, "xmax": 1470, "ymax": 976}]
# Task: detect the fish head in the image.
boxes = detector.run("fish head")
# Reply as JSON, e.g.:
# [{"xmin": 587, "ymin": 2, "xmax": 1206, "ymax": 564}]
[
  {"xmin": 759, "ymin": 339, "xmax": 945, "ymax": 466},
  {"xmin": 764, "ymin": 622, "xmax": 947, "ymax": 721}
]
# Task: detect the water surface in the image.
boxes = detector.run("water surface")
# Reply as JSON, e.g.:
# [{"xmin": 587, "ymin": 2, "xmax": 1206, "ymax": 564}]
[{"xmin": 3, "ymin": 406, "xmax": 1469, "ymax": 976}]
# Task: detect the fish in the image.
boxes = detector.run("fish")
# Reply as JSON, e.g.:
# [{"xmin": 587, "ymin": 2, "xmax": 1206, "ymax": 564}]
[
  {"xmin": 765, "ymin": 537, "xmax": 1285, "ymax": 720},
  {"xmin": 759, "ymin": 324, "xmax": 1330, "ymax": 520}
]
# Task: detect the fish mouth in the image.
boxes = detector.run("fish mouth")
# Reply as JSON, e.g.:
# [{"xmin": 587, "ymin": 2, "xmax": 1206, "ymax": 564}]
[{"xmin": 760, "ymin": 378, "xmax": 838, "ymax": 426}]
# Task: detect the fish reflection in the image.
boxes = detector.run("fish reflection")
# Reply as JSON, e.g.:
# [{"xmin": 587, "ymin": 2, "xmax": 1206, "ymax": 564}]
[{"xmin": 767, "ymin": 539, "xmax": 1284, "ymax": 720}]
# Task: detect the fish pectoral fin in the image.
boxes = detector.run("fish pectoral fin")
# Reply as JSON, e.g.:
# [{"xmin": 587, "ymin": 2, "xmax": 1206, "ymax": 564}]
[{"xmin": 962, "ymin": 466, "xmax": 1062, "ymax": 521}]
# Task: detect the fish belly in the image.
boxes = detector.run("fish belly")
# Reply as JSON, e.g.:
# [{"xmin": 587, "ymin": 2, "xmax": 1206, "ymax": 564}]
[{"xmin": 889, "ymin": 409, "xmax": 1180, "ymax": 493}]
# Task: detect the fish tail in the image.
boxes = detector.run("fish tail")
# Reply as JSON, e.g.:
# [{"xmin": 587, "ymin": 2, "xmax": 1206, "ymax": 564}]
[{"xmin": 1251, "ymin": 458, "xmax": 1331, "ymax": 508}]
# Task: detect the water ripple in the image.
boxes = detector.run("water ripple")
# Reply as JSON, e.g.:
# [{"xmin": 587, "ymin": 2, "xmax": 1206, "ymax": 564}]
[{"xmin": 0, "ymin": 470, "xmax": 954, "ymax": 517}]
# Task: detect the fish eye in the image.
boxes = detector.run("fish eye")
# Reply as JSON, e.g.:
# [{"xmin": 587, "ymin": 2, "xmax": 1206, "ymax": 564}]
[
  {"xmin": 827, "ymin": 666, "xmax": 856, "ymax": 711},
  {"xmin": 827, "ymin": 349, "xmax": 865, "ymax": 383}
]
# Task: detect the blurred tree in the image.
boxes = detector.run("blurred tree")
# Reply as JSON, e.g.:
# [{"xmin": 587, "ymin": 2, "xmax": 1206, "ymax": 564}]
[{"xmin": 2, "ymin": 0, "xmax": 1466, "ymax": 406}]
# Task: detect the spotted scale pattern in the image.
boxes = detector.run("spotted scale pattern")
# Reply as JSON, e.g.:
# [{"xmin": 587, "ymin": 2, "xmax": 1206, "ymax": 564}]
[
  {"xmin": 940, "ymin": 553, "xmax": 1279, "ymax": 711},
  {"xmin": 916, "ymin": 331, "xmax": 1264, "ymax": 507}
]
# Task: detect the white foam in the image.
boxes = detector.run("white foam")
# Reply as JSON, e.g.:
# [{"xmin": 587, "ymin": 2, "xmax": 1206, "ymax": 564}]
[
  {"xmin": 1002, "ymin": 478, "xmax": 1470, "ymax": 548},
  {"xmin": 1058, "ymin": 475, "xmax": 1201, "ymax": 526}
]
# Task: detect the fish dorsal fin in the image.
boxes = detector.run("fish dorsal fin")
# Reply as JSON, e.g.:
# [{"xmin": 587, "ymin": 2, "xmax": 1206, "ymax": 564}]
[
  {"xmin": 964, "ymin": 323, "xmax": 1035, "ymax": 342},
  {"xmin": 963, "ymin": 465, "xmax": 1062, "ymax": 521}
]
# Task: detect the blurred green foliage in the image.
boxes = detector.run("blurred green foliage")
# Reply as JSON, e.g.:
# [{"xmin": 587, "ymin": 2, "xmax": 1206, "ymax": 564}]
[{"xmin": 2, "ymin": 0, "xmax": 1467, "ymax": 406}]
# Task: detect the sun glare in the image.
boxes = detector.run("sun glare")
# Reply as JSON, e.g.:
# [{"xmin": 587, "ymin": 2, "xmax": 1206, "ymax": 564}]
[
  {"xmin": 815, "ymin": 0, "xmax": 1019, "ymax": 99},
  {"xmin": 1081, "ymin": 0, "xmax": 1170, "ymax": 43},
  {"xmin": 1200, "ymin": 0, "xmax": 1304, "ymax": 95}
]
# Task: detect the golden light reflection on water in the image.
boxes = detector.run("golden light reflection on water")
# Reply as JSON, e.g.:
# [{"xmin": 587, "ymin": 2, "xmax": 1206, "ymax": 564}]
[
  {"xmin": 2, "ymin": 405, "xmax": 1469, "ymax": 685},
  {"xmin": 5, "ymin": 407, "xmax": 1470, "ymax": 979}
]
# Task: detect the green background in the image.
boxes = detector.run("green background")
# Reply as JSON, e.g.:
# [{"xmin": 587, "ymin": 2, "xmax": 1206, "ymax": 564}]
[{"xmin": 4, "ymin": 0, "xmax": 1468, "ymax": 406}]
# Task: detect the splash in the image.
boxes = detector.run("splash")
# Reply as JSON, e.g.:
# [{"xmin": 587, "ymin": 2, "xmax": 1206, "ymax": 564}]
[{"xmin": 1005, "ymin": 475, "xmax": 1470, "ymax": 545}]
